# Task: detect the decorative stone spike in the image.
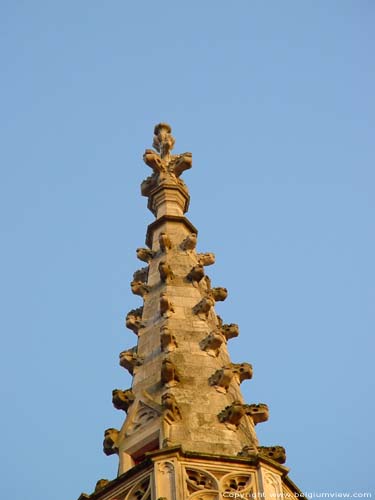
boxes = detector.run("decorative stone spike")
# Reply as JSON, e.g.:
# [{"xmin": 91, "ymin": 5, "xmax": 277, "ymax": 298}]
[
  {"xmin": 181, "ymin": 233, "xmax": 197, "ymax": 251},
  {"xmin": 125, "ymin": 307, "xmax": 144, "ymax": 334},
  {"xmin": 244, "ymin": 403, "xmax": 269, "ymax": 424},
  {"xmin": 119, "ymin": 347, "xmax": 144, "ymax": 375},
  {"xmin": 94, "ymin": 479, "xmax": 110, "ymax": 493},
  {"xmin": 160, "ymin": 292, "xmax": 174, "ymax": 317},
  {"xmin": 136, "ymin": 247, "xmax": 155, "ymax": 263},
  {"xmin": 159, "ymin": 232, "xmax": 172, "ymax": 252},
  {"xmin": 158, "ymin": 261, "xmax": 174, "ymax": 282},
  {"xmin": 211, "ymin": 287, "xmax": 228, "ymax": 302},
  {"xmin": 258, "ymin": 446, "xmax": 287, "ymax": 464},
  {"xmin": 187, "ymin": 264, "xmax": 205, "ymax": 283},
  {"xmin": 103, "ymin": 428, "xmax": 119, "ymax": 456},
  {"xmin": 130, "ymin": 280, "xmax": 150, "ymax": 297},
  {"xmin": 200, "ymin": 330, "xmax": 226, "ymax": 356},
  {"xmin": 161, "ymin": 392, "xmax": 181, "ymax": 421},
  {"xmin": 133, "ymin": 266, "xmax": 148, "ymax": 283},
  {"xmin": 161, "ymin": 358, "xmax": 180, "ymax": 387},
  {"xmin": 160, "ymin": 325, "xmax": 177, "ymax": 352},
  {"xmin": 112, "ymin": 389, "xmax": 135, "ymax": 412},
  {"xmin": 153, "ymin": 123, "xmax": 175, "ymax": 159},
  {"xmin": 197, "ymin": 252, "xmax": 215, "ymax": 266}
]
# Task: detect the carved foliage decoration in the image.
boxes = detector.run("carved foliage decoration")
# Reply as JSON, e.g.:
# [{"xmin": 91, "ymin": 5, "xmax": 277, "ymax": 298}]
[
  {"xmin": 125, "ymin": 475, "xmax": 151, "ymax": 500},
  {"xmin": 200, "ymin": 330, "xmax": 226, "ymax": 357},
  {"xmin": 160, "ymin": 292, "xmax": 175, "ymax": 317},
  {"xmin": 160, "ymin": 325, "xmax": 177, "ymax": 352},
  {"xmin": 112, "ymin": 388, "xmax": 135, "ymax": 412},
  {"xmin": 126, "ymin": 307, "xmax": 144, "ymax": 335}
]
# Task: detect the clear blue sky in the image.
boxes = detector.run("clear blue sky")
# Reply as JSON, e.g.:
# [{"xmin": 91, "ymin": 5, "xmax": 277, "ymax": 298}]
[{"xmin": 1, "ymin": 2, "xmax": 374, "ymax": 499}]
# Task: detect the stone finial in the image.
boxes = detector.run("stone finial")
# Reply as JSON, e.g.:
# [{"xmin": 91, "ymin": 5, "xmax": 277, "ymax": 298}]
[
  {"xmin": 244, "ymin": 403, "xmax": 269, "ymax": 424},
  {"xmin": 119, "ymin": 347, "xmax": 144, "ymax": 375},
  {"xmin": 103, "ymin": 428, "xmax": 119, "ymax": 456},
  {"xmin": 153, "ymin": 123, "xmax": 175, "ymax": 160},
  {"xmin": 160, "ymin": 325, "xmax": 177, "ymax": 352},
  {"xmin": 197, "ymin": 252, "xmax": 215, "ymax": 266},
  {"xmin": 112, "ymin": 389, "xmax": 135, "ymax": 412},
  {"xmin": 125, "ymin": 307, "xmax": 144, "ymax": 334},
  {"xmin": 187, "ymin": 264, "xmax": 205, "ymax": 284},
  {"xmin": 158, "ymin": 261, "xmax": 174, "ymax": 282},
  {"xmin": 94, "ymin": 479, "xmax": 110, "ymax": 492},
  {"xmin": 258, "ymin": 446, "xmax": 286, "ymax": 464},
  {"xmin": 200, "ymin": 330, "xmax": 226, "ymax": 356},
  {"xmin": 218, "ymin": 401, "xmax": 246, "ymax": 427},
  {"xmin": 159, "ymin": 232, "xmax": 172, "ymax": 252},
  {"xmin": 161, "ymin": 358, "xmax": 180, "ymax": 386},
  {"xmin": 160, "ymin": 292, "xmax": 174, "ymax": 317},
  {"xmin": 181, "ymin": 233, "xmax": 197, "ymax": 251},
  {"xmin": 161, "ymin": 392, "xmax": 181, "ymax": 421},
  {"xmin": 136, "ymin": 247, "xmax": 155, "ymax": 263},
  {"xmin": 133, "ymin": 266, "xmax": 149, "ymax": 283},
  {"xmin": 131, "ymin": 280, "xmax": 150, "ymax": 297}
]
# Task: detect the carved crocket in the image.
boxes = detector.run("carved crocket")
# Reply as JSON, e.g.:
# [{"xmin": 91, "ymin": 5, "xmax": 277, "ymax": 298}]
[{"xmin": 112, "ymin": 389, "xmax": 135, "ymax": 412}]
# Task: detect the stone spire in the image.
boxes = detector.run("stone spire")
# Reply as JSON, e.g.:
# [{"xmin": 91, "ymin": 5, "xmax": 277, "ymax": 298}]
[{"xmin": 78, "ymin": 124, "xmax": 303, "ymax": 500}]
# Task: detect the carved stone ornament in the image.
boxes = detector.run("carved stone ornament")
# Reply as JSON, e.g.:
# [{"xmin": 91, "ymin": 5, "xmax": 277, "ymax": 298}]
[
  {"xmin": 133, "ymin": 266, "xmax": 149, "ymax": 283},
  {"xmin": 160, "ymin": 325, "xmax": 177, "ymax": 352},
  {"xmin": 197, "ymin": 252, "xmax": 215, "ymax": 266},
  {"xmin": 193, "ymin": 295, "xmax": 215, "ymax": 318},
  {"xmin": 244, "ymin": 403, "xmax": 269, "ymax": 424},
  {"xmin": 209, "ymin": 363, "xmax": 252, "ymax": 392},
  {"xmin": 130, "ymin": 280, "xmax": 150, "ymax": 297},
  {"xmin": 141, "ymin": 123, "xmax": 192, "ymax": 197},
  {"xmin": 211, "ymin": 287, "xmax": 228, "ymax": 302},
  {"xmin": 220, "ymin": 473, "xmax": 254, "ymax": 495},
  {"xmin": 161, "ymin": 392, "xmax": 181, "ymax": 421},
  {"xmin": 181, "ymin": 233, "xmax": 197, "ymax": 251},
  {"xmin": 119, "ymin": 347, "xmax": 144, "ymax": 375},
  {"xmin": 125, "ymin": 306, "xmax": 144, "ymax": 334},
  {"xmin": 159, "ymin": 232, "xmax": 172, "ymax": 252},
  {"xmin": 160, "ymin": 292, "xmax": 174, "ymax": 317},
  {"xmin": 258, "ymin": 445, "xmax": 286, "ymax": 464},
  {"xmin": 103, "ymin": 428, "xmax": 119, "ymax": 456},
  {"xmin": 112, "ymin": 388, "xmax": 135, "ymax": 412},
  {"xmin": 220, "ymin": 323, "xmax": 239, "ymax": 340},
  {"xmin": 158, "ymin": 260, "xmax": 174, "ymax": 282},
  {"xmin": 200, "ymin": 330, "xmax": 226, "ymax": 357},
  {"xmin": 237, "ymin": 445, "xmax": 258, "ymax": 458},
  {"xmin": 136, "ymin": 247, "xmax": 155, "ymax": 263},
  {"xmin": 185, "ymin": 467, "xmax": 218, "ymax": 494},
  {"xmin": 94, "ymin": 479, "xmax": 110, "ymax": 492},
  {"xmin": 161, "ymin": 358, "xmax": 180, "ymax": 387},
  {"xmin": 187, "ymin": 264, "xmax": 205, "ymax": 284},
  {"xmin": 218, "ymin": 401, "xmax": 246, "ymax": 427},
  {"xmin": 209, "ymin": 366, "xmax": 236, "ymax": 393}
]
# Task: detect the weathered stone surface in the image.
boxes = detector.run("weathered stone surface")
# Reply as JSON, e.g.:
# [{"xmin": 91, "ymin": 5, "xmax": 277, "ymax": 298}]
[{"xmin": 119, "ymin": 347, "xmax": 144, "ymax": 375}]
